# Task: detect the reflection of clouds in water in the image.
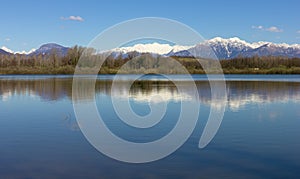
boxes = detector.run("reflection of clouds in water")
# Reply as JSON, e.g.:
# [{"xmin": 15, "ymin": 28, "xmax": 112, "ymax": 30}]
[
  {"xmin": 28, "ymin": 90, "xmax": 40, "ymax": 99},
  {"xmin": 1, "ymin": 91, "xmax": 12, "ymax": 101},
  {"xmin": 228, "ymin": 93, "xmax": 300, "ymax": 112},
  {"xmin": 1, "ymin": 89, "xmax": 40, "ymax": 102},
  {"xmin": 112, "ymin": 88, "xmax": 192, "ymax": 104},
  {"xmin": 206, "ymin": 94, "xmax": 300, "ymax": 112},
  {"xmin": 111, "ymin": 84, "xmax": 300, "ymax": 112},
  {"xmin": 1, "ymin": 79, "xmax": 300, "ymax": 112},
  {"xmin": 132, "ymin": 89, "xmax": 191, "ymax": 103}
]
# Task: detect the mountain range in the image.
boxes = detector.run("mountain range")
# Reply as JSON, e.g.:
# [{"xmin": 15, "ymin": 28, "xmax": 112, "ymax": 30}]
[
  {"xmin": 1, "ymin": 37, "xmax": 300, "ymax": 59},
  {"xmin": 0, "ymin": 43, "xmax": 69, "ymax": 56}
]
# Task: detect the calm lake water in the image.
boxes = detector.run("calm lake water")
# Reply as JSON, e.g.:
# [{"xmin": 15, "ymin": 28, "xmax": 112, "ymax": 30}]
[{"xmin": 0, "ymin": 75, "xmax": 300, "ymax": 178}]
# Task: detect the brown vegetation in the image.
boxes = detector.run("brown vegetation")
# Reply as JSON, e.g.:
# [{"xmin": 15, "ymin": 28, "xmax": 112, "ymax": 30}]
[{"xmin": 1, "ymin": 46, "xmax": 300, "ymax": 74}]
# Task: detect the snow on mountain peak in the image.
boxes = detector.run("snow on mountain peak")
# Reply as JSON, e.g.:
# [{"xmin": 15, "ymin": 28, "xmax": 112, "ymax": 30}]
[
  {"xmin": 0, "ymin": 46, "xmax": 37, "ymax": 54},
  {"xmin": 208, "ymin": 37, "xmax": 253, "ymax": 48},
  {"xmin": 172, "ymin": 37, "xmax": 300, "ymax": 59},
  {"xmin": 209, "ymin": 37, "xmax": 245, "ymax": 43},
  {"xmin": 1, "ymin": 46, "xmax": 14, "ymax": 53},
  {"xmin": 15, "ymin": 49, "xmax": 36, "ymax": 54},
  {"xmin": 206, "ymin": 37, "xmax": 300, "ymax": 51},
  {"xmin": 112, "ymin": 43, "xmax": 193, "ymax": 55},
  {"xmin": 251, "ymin": 41, "xmax": 269, "ymax": 49}
]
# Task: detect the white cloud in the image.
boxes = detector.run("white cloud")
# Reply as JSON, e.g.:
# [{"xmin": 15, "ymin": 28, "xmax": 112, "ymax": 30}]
[
  {"xmin": 265, "ymin": 26, "xmax": 283, "ymax": 32},
  {"xmin": 252, "ymin": 25, "xmax": 263, "ymax": 30},
  {"xmin": 4, "ymin": 38, "xmax": 10, "ymax": 42},
  {"xmin": 61, "ymin": 16, "xmax": 84, "ymax": 22},
  {"xmin": 252, "ymin": 25, "xmax": 283, "ymax": 33},
  {"xmin": 297, "ymin": 30, "xmax": 300, "ymax": 34}
]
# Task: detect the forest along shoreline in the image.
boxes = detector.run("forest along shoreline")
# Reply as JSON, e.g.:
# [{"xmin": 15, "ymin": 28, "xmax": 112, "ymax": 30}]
[{"xmin": 1, "ymin": 46, "xmax": 300, "ymax": 74}]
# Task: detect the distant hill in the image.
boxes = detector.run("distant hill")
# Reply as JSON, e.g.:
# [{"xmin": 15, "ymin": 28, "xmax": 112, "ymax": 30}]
[{"xmin": 29, "ymin": 43, "xmax": 69, "ymax": 56}]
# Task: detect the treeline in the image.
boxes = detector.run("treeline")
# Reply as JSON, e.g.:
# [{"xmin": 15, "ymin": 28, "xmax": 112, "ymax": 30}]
[
  {"xmin": 1, "ymin": 46, "xmax": 300, "ymax": 74},
  {"xmin": 169, "ymin": 56, "xmax": 300, "ymax": 74},
  {"xmin": 220, "ymin": 56, "xmax": 300, "ymax": 74},
  {"xmin": 0, "ymin": 46, "xmax": 86, "ymax": 74}
]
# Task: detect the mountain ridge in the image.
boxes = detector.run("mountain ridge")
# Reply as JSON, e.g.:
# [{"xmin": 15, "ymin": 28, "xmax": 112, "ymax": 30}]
[
  {"xmin": 0, "ymin": 43, "xmax": 69, "ymax": 56},
  {"xmin": 171, "ymin": 37, "xmax": 300, "ymax": 59},
  {"xmin": 1, "ymin": 37, "xmax": 300, "ymax": 59},
  {"xmin": 107, "ymin": 37, "xmax": 300, "ymax": 59}
]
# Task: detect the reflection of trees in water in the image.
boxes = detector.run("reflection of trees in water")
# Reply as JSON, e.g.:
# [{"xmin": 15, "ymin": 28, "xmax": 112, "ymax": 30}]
[
  {"xmin": 1, "ymin": 78, "xmax": 300, "ymax": 111},
  {"xmin": 225, "ymin": 81, "xmax": 300, "ymax": 111},
  {"xmin": 0, "ymin": 78, "xmax": 72, "ymax": 101}
]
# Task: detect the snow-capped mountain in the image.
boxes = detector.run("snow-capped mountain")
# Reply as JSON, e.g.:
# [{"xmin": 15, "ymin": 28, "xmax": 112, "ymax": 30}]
[
  {"xmin": 172, "ymin": 37, "xmax": 300, "ymax": 59},
  {"xmin": 204, "ymin": 37, "xmax": 255, "ymax": 59},
  {"xmin": 0, "ymin": 49, "xmax": 11, "ymax": 55},
  {"xmin": 208, "ymin": 37, "xmax": 300, "ymax": 59},
  {"xmin": 15, "ymin": 49, "xmax": 36, "ymax": 55},
  {"xmin": 1, "ymin": 46, "xmax": 14, "ymax": 54},
  {"xmin": 1, "ymin": 46, "xmax": 36, "ymax": 55},
  {"xmin": 241, "ymin": 43, "xmax": 300, "ymax": 58},
  {"xmin": 104, "ymin": 37, "xmax": 300, "ymax": 59},
  {"xmin": 107, "ymin": 43, "xmax": 193, "ymax": 57}
]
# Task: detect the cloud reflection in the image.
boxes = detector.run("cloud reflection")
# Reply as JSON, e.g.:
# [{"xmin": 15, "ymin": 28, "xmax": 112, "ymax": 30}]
[{"xmin": 1, "ymin": 78, "xmax": 300, "ymax": 112}]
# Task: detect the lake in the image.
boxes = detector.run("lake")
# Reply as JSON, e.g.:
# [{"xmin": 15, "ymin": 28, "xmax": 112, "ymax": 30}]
[{"xmin": 0, "ymin": 75, "xmax": 300, "ymax": 178}]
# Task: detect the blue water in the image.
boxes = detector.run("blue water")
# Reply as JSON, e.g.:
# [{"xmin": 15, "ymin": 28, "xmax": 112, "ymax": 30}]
[
  {"xmin": 0, "ymin": 75, "xmax": 300, "ymax": 178},
  {"xmin": 2, "ymin": 74, "xmax": 300, "ymax": 82}
]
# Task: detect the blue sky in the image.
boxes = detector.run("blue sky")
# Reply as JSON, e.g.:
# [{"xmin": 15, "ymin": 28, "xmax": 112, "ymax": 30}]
[{"xmin": 1, "ymin": 0, "xmax": 299, "ymax": 51}]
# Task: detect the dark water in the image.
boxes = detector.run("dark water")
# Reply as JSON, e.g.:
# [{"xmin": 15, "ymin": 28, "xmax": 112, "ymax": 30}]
[{"xmin": 0, "ymin": 75, "xmax": 300, "ymax": 178}]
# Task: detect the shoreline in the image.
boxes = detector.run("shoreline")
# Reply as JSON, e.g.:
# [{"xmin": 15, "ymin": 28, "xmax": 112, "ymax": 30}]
[{"xmin": 1, "ymin": 68, "xmax": 300, "ymax": 75}]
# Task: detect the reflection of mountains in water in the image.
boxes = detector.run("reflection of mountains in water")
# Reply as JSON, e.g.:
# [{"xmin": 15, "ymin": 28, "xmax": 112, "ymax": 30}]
[{"xmin": 1, "ymin": 78, "xmax": 300, "ymax": 111}]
